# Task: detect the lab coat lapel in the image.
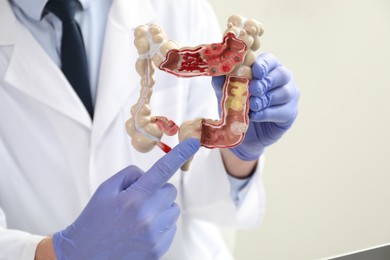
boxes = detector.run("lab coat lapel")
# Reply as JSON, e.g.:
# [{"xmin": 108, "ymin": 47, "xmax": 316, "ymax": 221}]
[
  {"xmin": 0, "ymin": 0, "xmax": 91, "ymax": 128},
  {"xmin": 92, "ymin": 0, "xmax": 156, "ymax": 148}
]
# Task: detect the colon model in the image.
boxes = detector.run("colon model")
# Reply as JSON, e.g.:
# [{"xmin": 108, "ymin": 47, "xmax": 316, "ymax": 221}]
[{"xmin": 126, "ymin": 15, "xmax": 263, "ymax": 169}]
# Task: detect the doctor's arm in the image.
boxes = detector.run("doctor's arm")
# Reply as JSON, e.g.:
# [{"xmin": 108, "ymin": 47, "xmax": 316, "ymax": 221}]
[
  {"xmin": 34, "ymin": 140, "xmax": 199, "ymax": 260},
  {"xmin": 214, "ymin": 53, "xmax": 300, "ymax": 178}
]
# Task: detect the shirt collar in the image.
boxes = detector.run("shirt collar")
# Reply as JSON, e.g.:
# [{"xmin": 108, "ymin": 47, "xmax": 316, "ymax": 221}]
[
  {"xmin": 11, "ymin": 0, "xmax": 90, "ymax": 21},
  {"xmin": 78, "ymin": 0, "xmax": 90, "ymax": 10}
]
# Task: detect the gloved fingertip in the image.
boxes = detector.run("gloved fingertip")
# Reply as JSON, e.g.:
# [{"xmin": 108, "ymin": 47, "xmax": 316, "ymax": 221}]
[
  {"xmin": 253, "ymin": 52, "xmax": 280, "ymax": 79},
  {"xmin": 249, "ymin": 80, "xmax": 259, "ymax": 96},
  {"xmin": 249, "ymin": 110, "xmax": 265, "ymax": 122},
  {"xmin": 249, "ymin": 79, "xmax": 268, "ymax": 96},
  {"xmin": 249, "ymin": 97, "xmax": 260, "ymax": 111},
  {"xmin": 252, "ymin": 62, "xmax": 266, "ymax": 79},
  {"xmin": 249, "ymin": 93, "xmax": 271, "ymax": 113}
]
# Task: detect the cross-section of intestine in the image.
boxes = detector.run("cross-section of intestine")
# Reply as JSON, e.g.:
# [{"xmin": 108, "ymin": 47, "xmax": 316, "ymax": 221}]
[{"xmin": 126, "ymin": 15, "xmax": 264, "ymax": 170}]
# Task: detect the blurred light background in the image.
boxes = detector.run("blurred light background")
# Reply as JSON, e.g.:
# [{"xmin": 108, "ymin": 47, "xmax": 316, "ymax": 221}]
[{"xmin": 207, "ymin": 0, "xmax": 390, "ymax": 259}]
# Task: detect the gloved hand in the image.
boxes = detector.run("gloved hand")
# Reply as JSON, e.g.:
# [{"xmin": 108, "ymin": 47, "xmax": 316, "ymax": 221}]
[
  {"xmin": 53, "ymin": 139, "xmax": 200, "ymax": 260},
  {"xmin": 212, "ymin": 53, "xmax": 300, "ymax": 161}
]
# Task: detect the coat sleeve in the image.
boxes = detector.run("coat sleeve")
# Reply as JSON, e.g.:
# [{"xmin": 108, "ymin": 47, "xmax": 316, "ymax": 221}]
[
  {"xmin": 0, "ymin": 208, "xmax": 44, "ymax": 260},
  {"xmin": 180, "ymin": 0, "xmax": 266, "ymax": 229}
]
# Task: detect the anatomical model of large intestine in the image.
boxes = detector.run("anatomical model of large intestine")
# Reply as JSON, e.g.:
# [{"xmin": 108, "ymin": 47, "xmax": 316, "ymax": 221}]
[{"xmin": 126, "ymin": 15, "xmax": 264, "ymax": 170}]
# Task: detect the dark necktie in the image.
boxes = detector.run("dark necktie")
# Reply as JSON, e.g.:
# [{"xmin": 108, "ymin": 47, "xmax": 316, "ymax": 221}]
[{"xmin": 46, "ymin": 0, "xmax": 94, "ymax": 118}]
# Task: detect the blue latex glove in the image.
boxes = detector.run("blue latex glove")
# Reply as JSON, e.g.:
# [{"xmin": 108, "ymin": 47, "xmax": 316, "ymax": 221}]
[
  {"xmin": 53, "ymin": 139, "xmax": 200, "ymax": 260},
  {"xmin": 212, "ymin": 53, "xmax": 300, "ymax": 161}
]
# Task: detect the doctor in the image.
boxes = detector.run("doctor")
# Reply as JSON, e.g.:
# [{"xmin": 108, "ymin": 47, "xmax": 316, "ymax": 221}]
[{"xmin": 0, "ymin": 0, "xmax": 299, "ymax": 259}]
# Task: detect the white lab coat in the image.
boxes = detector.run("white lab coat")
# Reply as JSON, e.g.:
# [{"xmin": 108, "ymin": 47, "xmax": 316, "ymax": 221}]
[{"xmin": 0, "ymin": 0, "xmax": 265, "ymax": 259}]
